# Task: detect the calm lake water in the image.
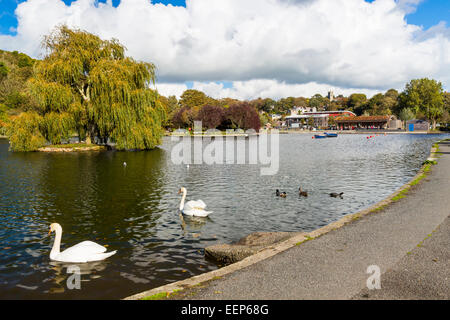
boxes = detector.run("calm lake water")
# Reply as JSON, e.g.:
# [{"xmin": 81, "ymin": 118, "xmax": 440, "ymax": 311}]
[{"xmin": 0, "ymin": 133, "xmax": 447, "ymax": 299}]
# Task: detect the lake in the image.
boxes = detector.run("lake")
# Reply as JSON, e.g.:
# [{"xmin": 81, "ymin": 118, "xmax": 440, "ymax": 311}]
[{"xmin": 0, "ymin": 133, "xmax": 446, "ymax": 299}]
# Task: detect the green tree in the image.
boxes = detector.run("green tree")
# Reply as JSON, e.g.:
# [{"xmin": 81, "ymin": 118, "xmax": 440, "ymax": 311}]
[
  {"xmin": 384, "ymin": 88, "xmax": 399, "ymax": 100},
  {"xmin": 400, "ymin": 78, "xmax": 444, "ymax": 129},
  {"xmin": 17, "ymin": 53, "xmax": 33, "ymax": 68},
  {"xmin": 275, "ymin": 97, "xmax": 296, "ymax": 114},
  {"xmin": 179, "ymin": 89, "xmax": 213, "ymax": 109},
  {"xmin": 293, "ymin": 97, "xmax": 308, "ymax": 108},
  {"xmin": 444, "ymin": 92, "xmax": 450, "ymax": 110},
  {"xmin": 361, "ymin": 93, "xmax": 394, "ymax": 116},
  {"xmin": 327, "ymin": 102, "xmax": 338, "ymax": 111},
  {"xmin": 0, "ymin": 104, "xmax": 8, "ymax": 135},
  {"xmin": 249, "ymin": 97, "xmax": 276, "ymax": 113},
  {"xmin": 8, "ymin": 112, "xmax": 46, "ymax": 151},
  {"xmin": 218, "ymin": 97, "xmax": 240, "ymax": 108},
  {"xmin": 399, "ymin": 108, "xmax": 415, "ymax": 129},
  {"xmin": 347, "ymin": 93, "xmax": 367, "ymax": 112},
  {"xmin": 159, "ymin": 94, "xmax": 180, "ymax": 127},
  {"xmin": 442, "ymin": 92, "xmax": 450, "ymax": 125},
  {"xmin": 309, "ymin": 94, "xmax": 325, "ymax": 109},
  {"xmin": 8, "ymin": 26, "xmax": 166, "ymax": 151},
  {"xmin": 0, "ymin": 61, "xmax": 8, "ymax": 81},
  {"xmin": 0, "ymin": 51, "xmax": 35, "ymax": 112}
]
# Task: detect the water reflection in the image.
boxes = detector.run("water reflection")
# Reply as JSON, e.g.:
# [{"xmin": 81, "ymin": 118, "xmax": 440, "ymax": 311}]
[
  {"xmin": 0, "ymin": 134, "xmax": 448, "ymax": 299},
  {"xmin": 47, "ymin": 261, "xmax": 108, "ymax": 294}
]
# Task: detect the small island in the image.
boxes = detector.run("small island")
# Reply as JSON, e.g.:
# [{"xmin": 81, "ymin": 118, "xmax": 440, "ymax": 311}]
[{"xmin": 38, "ymin": 143, "xmax": 107, "ymax": 152}]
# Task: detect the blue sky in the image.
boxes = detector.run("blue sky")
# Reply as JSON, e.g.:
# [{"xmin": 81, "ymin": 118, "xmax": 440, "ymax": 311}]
[
  {"xmin": 364, "ymin": 0, "xmax": 449, "ymax": 28},
  {"xmin": 1, "ymin": 0, "xmax": 448, "ymax": 35},
  {"xmin": 405, "ymin": 0, "xmax": 450, "ymax": 28}
]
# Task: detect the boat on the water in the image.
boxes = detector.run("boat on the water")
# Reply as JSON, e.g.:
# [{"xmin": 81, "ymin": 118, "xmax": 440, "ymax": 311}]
[
  {"xmin": 314, "ymin": 134, "xmax": 327, "ymax": 139},
  {"xmin": 324, "ymin": 132, "xmax": 338, "ymax": 137}
]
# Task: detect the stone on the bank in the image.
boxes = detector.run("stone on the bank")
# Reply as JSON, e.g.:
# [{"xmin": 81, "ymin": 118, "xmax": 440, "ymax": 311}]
[{"xmin": 205, "ymin": 232, "xmax": 300, "ymax": 264}]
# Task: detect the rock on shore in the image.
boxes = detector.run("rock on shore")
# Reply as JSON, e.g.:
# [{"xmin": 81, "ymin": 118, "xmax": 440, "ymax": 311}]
[{"xmin": 205, "ymin": 231, "xmax": 302, "ymax": 264}]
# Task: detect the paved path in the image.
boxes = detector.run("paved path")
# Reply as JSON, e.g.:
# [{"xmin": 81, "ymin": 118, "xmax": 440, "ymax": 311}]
[
  {"xmin": 176, "ymin": 140, "xmax": 450, "ymax": 300},
  {"xmin": 353, "ymin": 214, "xmax": 449, "ymax": 299}
]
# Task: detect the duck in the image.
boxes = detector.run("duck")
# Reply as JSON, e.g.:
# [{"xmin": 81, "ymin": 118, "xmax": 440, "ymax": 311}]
[
  {"xmin": 276, "ymin": 189, "xmax": 287, "ymax": 198},
  {"xmin": 330, "ymin": 192, "xmax": 344, "ymax": 198},
  {"xmin": 299, "ymin": 187, "xmax": 308, "ymax": 197},
  {"xmin": 178, "ymin": 187, "xmax": 212, "ymax": 217},
  {"xmin": 48, "ymin": 223, "xmax": 117, "ymax": 263}
]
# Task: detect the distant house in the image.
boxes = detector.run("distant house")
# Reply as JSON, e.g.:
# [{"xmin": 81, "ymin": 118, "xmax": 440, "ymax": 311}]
[
  {"xmin": 271, "ymin": 114, "xmax": 282, "ymax": 121},
  {"xmin": 335, "ymin": 115, "xmax": 401, "ymax": 130},
  {"xmin": 406, "ymin": 119, "xmax": 429, "ymax": 132},
  {"xmin": 289, "ymin": 106, "xmax": 316, "ymax": 116},
  {"xmin": 285, "ymin": 110, "xmax": 356, "ymax": 128}
]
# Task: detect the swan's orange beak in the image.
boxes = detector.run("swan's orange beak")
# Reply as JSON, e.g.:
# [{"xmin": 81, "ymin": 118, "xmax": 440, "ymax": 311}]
[
  {"xmin": 48, "ymin": 228, "xmax": 52, "ymax": 236},
  {"xmin": 178, "ymin": 189, "xmax": 181, "ymax": 194}
]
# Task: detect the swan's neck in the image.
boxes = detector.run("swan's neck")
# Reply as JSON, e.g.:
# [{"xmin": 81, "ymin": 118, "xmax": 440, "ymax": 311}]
[
  {"xmin": 50, "ymin": 228, "xmax": 62, "ymax": 259},
  {"xmin": 179, "ymin": 190, "xmax": 187, "ymax": 210}
]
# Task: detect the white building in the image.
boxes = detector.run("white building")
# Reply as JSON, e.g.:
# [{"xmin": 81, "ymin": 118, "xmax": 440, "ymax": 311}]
[
  {"xmin": 271, "ymin": 114, "xmax": 282, "ymax": 120},
  {"xmin": 290, "ymin": 106, "xmax": 317, "ymax": 116}
]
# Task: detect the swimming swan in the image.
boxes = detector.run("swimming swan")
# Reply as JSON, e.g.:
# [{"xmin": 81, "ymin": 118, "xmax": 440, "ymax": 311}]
[
  {"xmin": 178, "ymin": 187, "xmax": 212, "ymax": 217},
  {"xmin": 48, "ymin": 223, "xmax": 117, "ymax": 263}
]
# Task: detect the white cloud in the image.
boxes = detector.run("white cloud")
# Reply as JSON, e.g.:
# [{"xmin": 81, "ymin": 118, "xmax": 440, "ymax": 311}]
[
  {"xmin": 155, "ymin": 82, "xmax": 188, "ymax": 98},
  {"xmin": 396, "ymin": 0, "xmax": 424, "ymax": 14},
  {"xmin": 156, "ymin": 79, "xmax": 381, "ymax": 100},
  {"xmin": 1, "ymin": 0, "xmax": 449, "ymax": 99}
]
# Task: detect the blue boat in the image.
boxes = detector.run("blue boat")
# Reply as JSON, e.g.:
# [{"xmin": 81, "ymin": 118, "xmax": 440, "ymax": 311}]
[
  {"xmin": 324, "ymin": 132, "xmax": 338, "ymax": 137},
  {"xmin": 314, "ymin": 134, "xmax": 327, "ymax": 139}
]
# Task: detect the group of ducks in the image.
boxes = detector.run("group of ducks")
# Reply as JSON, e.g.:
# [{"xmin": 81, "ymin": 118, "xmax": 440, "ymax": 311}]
[{"xmin": 276, "ymin": 187, "xmax": 344, "ymax": 199}]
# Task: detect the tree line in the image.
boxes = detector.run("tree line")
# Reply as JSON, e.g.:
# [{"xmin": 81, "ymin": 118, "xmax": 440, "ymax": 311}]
[
  {"xmin": 160, "ymin": 90, "xmax": 261, "ymax": 131},
  {"xmin": 1, "ymin": 26, "xmax": 449, "ymax": 152},
  {"xmin": 158, "ymin": 80, "xmax": 449, "ymax": 131}
]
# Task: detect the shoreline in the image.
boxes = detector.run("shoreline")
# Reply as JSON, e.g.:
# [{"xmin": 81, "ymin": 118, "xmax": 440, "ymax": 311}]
[
  {"xmin": 38, "ymin": 145, "xmax": 107, "ymax": 152},
  {"xmin": 164, "ymin": 130, "xmax": 445, "ymax": 137},
  {"xmin": 124, "ymin": 139, "xmax": 446, "ymax": 300}
]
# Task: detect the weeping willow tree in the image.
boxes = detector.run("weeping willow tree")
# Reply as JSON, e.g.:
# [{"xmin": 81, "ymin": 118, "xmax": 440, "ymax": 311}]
[{"xmin": 8, "ymin": 25, "xmax": 166, "ymax": 151}]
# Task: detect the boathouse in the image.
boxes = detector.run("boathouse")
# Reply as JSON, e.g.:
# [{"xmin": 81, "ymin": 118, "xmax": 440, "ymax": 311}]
[{"xmin": 335, "ymin": 115, "xmax": 401, "ymax": 130}]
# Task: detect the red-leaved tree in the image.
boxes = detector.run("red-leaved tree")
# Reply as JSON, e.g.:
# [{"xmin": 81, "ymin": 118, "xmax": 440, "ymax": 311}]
[
  {"xmin": 225, "ymin": 102, "xmax": 261, "ymax": 132},
  {"xmin": 198, "ymin": 104, "xmax": 225, "ymax": 129}
]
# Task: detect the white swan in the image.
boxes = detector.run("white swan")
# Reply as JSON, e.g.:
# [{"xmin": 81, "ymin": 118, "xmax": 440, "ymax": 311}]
[
  {"xmin": 48, "ymin": 223, "xmax": 117, "ymax": 263},
  {"xmin": 178, "ymin": 187, "xmax": 212, "ymax": 217}
]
